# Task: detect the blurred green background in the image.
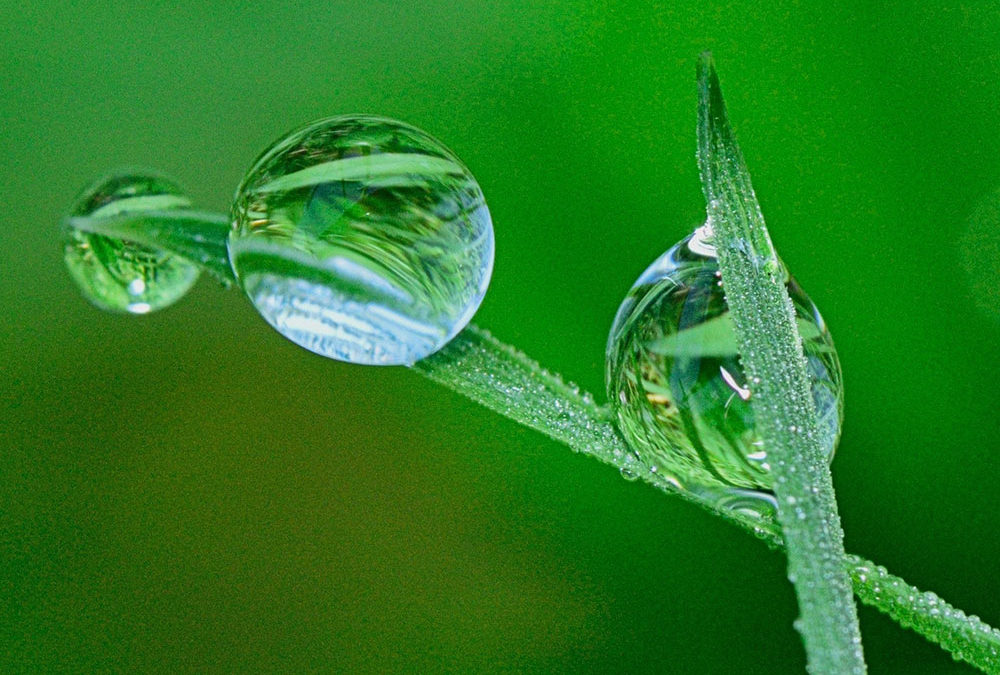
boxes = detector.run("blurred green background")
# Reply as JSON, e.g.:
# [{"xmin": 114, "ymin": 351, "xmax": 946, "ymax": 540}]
[{"xmin": 3, "ymin": 1, "xmax": 1000, "ymax": 672}]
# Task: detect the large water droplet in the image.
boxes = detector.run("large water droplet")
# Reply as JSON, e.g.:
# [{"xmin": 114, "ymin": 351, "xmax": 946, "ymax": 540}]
[
  {"xmin": 63, "ymin": 173, "xmax": 201, "ymax": 314},
  {"xmin": 605, "ymin": 225, "xmax": 843, "ymax": 530},
  {"xmin": 229, "ymin": 115, "xmax": 494, "ymax": 365}
]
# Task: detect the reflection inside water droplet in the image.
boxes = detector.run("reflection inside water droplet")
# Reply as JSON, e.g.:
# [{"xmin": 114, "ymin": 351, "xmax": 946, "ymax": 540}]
[
  {"xmin": 63, "ymin": 173, "xmax": 201, "ymax": 314},
  {"xmin": 229, "ymin": 115, "xmax": 494, "ymax": 365}
]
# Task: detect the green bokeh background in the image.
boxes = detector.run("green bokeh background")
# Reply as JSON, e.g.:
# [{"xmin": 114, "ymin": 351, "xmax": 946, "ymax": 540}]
[{"xmin": 3, "ymin": 2, "xmax": 1000, "ymax": 673}]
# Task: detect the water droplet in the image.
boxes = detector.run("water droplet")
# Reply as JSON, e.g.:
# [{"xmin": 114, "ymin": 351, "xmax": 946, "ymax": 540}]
[
  {"xmin": 620, "ymin": 467, "xmax": 639, "ymax": 481},
  {"xmin": 605, "ymin": 227, "xmax": 843, "ymax": 532},
  {"xmin": 63, "ymin": 172, "xmax": 201, "ymax": 313},
  {"xmin": 229, "ymin": 115, "xmax": 494, "ymax": 365}
]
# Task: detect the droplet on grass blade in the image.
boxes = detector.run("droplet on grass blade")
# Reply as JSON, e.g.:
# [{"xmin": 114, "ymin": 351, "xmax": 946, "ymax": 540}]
[
  {"xmin": 63, "ymin": 173, "xmax": 201, "ymax": 314},
  {"xmin": 229, "ymin": 115, "xmax": 494, "ymax": 365},
  {"xmin": 605, "ymin": 223, "xmax": 843, "ymax": 531}
]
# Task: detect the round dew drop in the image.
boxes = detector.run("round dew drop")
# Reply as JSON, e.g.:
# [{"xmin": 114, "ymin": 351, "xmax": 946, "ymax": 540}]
[
  {"xmin": 63, "ymin": 173, "xmax": 201, "ymax": 314},
  {"xmin": 229, "ymin": 115, "xmax": 495, "ymax": 366},
  {"xmin": 605, "ymin": 223, "xmax": 843, "ymax": 531}
]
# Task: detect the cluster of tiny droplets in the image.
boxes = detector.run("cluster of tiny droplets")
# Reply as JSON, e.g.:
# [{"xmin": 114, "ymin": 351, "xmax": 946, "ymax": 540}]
[
  {"xmin": 414, "ymin": 325, "xmax": 619, "ymax": 455},
  {"xmin": 849, "ymin": 560, "xmax": 1000, "ymax": 669}
]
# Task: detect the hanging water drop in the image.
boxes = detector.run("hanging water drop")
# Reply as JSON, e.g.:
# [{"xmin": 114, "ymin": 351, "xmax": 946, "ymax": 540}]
[
  {"xmin": 228, "ymin": 115, "xmax": 494, "ymax": 365},
  {"xmin": 63, "ymin": 173, "xmax": 201, "ymax": 314},
  {"xmin": 605, "ymin": 225, "xmax": 843, "ymax": 531}
]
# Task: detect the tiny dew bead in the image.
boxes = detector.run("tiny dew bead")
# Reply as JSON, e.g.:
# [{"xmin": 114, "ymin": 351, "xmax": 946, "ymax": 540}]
[
  {"xmin": 229, "ymin": 115, "xmax": 494, "ymax": 366},
  {"xmin": 63, "ymin": 172, "xmax": 201, "ymax": 314}
]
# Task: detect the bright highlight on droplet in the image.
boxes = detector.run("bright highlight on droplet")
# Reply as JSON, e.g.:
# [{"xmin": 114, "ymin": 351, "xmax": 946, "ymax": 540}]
[
  {"xmin": 229, "ymin": 115, "xmax": 495, "ymax": 366},
  {"xmin": 62, "ymin": 173, "xmax": 201, "ymax": 314},
  {"xmin": 605, "ymin": 225, "xmax": 843, "ymax": 530}
]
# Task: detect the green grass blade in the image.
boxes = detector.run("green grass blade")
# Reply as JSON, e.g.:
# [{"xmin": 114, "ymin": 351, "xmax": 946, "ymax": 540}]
[
  {"xmin": 695, "ymin": 52, "xmax": 866, "ymax": 673},
  {"xmin": 848, "ymin": 556, "xmax": 1000, "ymax": 673}
]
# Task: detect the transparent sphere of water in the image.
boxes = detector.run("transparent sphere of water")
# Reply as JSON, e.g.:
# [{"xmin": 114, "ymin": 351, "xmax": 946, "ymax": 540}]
[
  {"xmin": 229, "ymin": 115, "xmax": 494, "ymax": 366},
  {"xmin": 605, "ymin": 224, "xmax": 843, "ymax": 528},
  {"xmin": 63, "ymin": 173, "xmax": 201, "ymax": 314}
]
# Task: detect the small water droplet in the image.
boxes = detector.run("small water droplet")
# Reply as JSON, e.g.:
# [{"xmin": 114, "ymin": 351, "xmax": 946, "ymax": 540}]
[
  {"xmin": 229, "ymin": 115, "xmax": 494, "ymax": 365},
  {"xmin": 63, "ymin": 172, "xmax": 201, "ymax": 313},
  {"xmin": 605, "ymin": 226, "xmax": 843, "ymax": 533}
]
